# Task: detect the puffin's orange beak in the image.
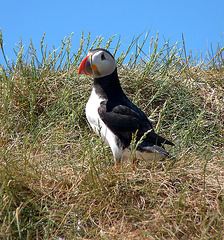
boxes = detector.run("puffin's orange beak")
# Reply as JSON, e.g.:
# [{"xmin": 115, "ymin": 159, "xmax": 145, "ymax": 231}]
[
  {"xmin": 78, "ymin": 56, "xmax": 91, "ymax": 75},
  {"xmin": 78, "ymin": 54, "xmax": 98, "ymax": 75}
]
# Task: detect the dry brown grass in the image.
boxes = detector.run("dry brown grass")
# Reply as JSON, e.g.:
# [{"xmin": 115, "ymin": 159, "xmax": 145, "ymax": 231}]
[{"xmin": 0, "ymin": 32, "xmax": 223, "ymax": 239}]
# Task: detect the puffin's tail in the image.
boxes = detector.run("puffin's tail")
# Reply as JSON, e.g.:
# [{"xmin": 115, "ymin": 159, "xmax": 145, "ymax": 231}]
[
  {"xmin": 137, "ymin": 141, "xmax": 170, "ymax": 157},
  {"xmin": 146, "ymin": 131, "xmax": 175, "ymax": 146}
]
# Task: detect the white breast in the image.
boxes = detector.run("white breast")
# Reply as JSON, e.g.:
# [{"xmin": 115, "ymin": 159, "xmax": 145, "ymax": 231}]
[
  {"xmin": 85, "ymin": 88, "xmax": 103, "ymax": 133},
  {"xmin": 85, "ymin": 88, "xmax": 122, "ymax": 160},
  {"xmin": 85, "ymin": 89, "xmax": 165, "ymax": 162}
]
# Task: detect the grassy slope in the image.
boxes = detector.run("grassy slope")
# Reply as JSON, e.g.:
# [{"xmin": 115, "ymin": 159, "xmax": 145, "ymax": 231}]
[{"xmin": 0, "ymin": 32, "xmax": 224, "ymax": 239}]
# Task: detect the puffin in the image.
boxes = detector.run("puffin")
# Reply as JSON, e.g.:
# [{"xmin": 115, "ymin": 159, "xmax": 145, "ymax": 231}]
[{"xmin": 78, "ymin": 48, "xmax": 174, "ymax": 164}]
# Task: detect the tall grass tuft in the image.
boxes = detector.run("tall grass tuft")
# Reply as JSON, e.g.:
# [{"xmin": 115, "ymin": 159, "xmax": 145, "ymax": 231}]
[{"xmin": 0, "ymin": 30, "xmax": 223, "ymax": 239}]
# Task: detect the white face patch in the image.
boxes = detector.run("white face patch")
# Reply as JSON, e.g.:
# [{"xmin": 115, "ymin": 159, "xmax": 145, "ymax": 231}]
[{"xmin": 91, "ymin": 50, "xmax": 116, "ymax": 78}]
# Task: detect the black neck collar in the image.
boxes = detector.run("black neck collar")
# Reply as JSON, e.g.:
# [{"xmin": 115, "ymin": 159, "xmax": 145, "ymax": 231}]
[{"xmin": 93, "ymin": 68, "xmax": 126, "ymax": 101}]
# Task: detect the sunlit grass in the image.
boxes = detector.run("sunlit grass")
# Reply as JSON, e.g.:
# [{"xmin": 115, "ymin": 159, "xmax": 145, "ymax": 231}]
[{"xmin": 0, "ymin": 29, "xmax": 224, "ymax": 239}]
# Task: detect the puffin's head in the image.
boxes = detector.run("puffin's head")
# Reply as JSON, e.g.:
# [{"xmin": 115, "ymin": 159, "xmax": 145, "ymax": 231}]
[{"xmin": 78, "ymin": 48, "xmax": 116, "ymax": 78}]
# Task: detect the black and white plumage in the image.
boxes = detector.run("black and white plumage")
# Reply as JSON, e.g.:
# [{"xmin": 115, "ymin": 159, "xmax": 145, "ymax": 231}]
[{"xmin": 78, "ymin": 48, "xmax": 174, "ymax": 162}]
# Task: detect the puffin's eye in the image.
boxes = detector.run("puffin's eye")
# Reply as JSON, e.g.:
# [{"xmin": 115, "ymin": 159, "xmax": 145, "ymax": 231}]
[{"xmin": 101, "ymin": 53, "xmax": 106, "ymax": 60}]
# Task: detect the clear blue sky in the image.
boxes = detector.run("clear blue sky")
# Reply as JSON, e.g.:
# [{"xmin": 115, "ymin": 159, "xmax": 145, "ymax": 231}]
[{"xmin": 0, "ymin": 0, "xmax": 224, "ymax": 65}]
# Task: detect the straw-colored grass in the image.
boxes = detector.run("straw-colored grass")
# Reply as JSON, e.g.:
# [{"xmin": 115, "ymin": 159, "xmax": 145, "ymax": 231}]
[{"xmin": 0, "ymin": 30, "xmax": 223, "ymax": 239}]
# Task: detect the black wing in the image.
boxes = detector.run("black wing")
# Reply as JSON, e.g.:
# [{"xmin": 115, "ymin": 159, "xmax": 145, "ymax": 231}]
[{"xmin": 98, "ymin": 100, "xmax": 174, "ymax": 146}]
